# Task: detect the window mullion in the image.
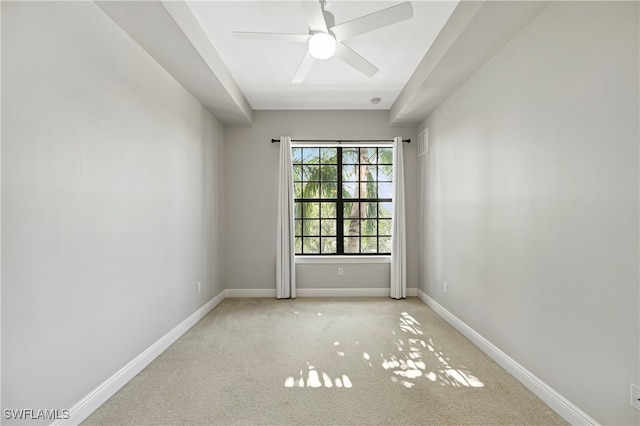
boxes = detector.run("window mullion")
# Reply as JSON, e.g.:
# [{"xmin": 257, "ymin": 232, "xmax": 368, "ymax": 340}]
[{"xmin": 336, "ymin": 147, "xmax": 344, "ymax": 254}]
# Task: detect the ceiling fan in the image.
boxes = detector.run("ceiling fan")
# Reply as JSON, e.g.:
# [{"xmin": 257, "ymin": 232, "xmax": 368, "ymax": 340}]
[{"xmin": 232, "ymin": 1, "xmax": 414, "ymax": 84}]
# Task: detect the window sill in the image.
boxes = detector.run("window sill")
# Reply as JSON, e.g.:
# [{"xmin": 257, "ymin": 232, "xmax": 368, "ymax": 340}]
[{"xmin": 295, "ymin": 255, "xmax": 391, "ymax": 264}]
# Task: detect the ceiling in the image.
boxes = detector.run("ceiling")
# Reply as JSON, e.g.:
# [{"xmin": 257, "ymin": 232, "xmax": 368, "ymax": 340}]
[
  {"xmin": 96, "ymin": 0, "xmax": 551, "ymax": 126},
  {"xmin": 186, "ymin": 1, "xmax": 459, "ymax": 110}
]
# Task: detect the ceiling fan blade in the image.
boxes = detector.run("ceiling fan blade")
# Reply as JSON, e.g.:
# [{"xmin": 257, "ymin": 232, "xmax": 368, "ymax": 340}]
[
  {"xmin": 232, "ymin": 32, "xmax": 310, "ymax": 43},
  {"xmin": 335, "ymin": 43, "xmax": 378, "ymax": 77},
  {"xmin": 292, "ymin": 51, "xmax": 316, "ymax": 84},
  {"xmin": 330, "ymin": 2, "xmax": 413, "ymax": 42},
  {"xmin": 300, "ymin": 1, "xmax": 328, "ymax": 33}
]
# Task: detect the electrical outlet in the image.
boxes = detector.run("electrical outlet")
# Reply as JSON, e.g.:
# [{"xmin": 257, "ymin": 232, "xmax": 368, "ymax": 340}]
[
  {"xmin": 631, "ymin": 383, "xmax": 640, "ymax": 411},
  {"xmin": 197, "ymin": 282, "xmax": 201, "ymax": 293},
  {"xmin": 338, "ymin": 267, "xmax": 344, "ymax": 276},
  {"xmin": 443, "ymin": 282, "xmax": 448, "ymax": 293}
]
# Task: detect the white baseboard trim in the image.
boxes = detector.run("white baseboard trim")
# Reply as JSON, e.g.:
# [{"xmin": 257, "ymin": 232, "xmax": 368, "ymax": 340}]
[
  {"xmin": 416, "ymin": 289, "xmax": 598, "ymax": 426},
  {"xmin": 56, "ymin": 291, "xmax": 226, "ymax": 426},
  {"xmin": 297, "ymin": 288, "xmax": 389, "ymax": 297},
  {"xmin": 225, "ymin": 288, "xmax": 418, "ymax": 298},
  {"xmin": 224, "ymin": 288, "xmax": 276, "ymax": 298}
]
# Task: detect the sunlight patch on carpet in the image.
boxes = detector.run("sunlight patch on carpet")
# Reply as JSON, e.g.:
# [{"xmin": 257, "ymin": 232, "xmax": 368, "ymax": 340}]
[
  {"xmin": 282, "ymin": 309, "xmax": 483, "ymax": 390},
  {"xmin": 381, "ymin": 311, "xmax": 485, "ymax": 389},
  {"xmin": 284, "ymin": 362, "xmax": 352, "ymax": 389}
]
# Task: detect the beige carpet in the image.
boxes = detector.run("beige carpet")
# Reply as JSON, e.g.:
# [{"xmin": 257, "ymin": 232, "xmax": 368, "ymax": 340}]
[{"xmin": 83, "ymin": 297, "xmax": 567, "ymax": 425}]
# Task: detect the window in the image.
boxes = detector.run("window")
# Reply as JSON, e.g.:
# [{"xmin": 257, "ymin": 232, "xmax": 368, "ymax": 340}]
[{"xmin": 293, "ymin": 146, "xmax": 393, "ymax": 255}]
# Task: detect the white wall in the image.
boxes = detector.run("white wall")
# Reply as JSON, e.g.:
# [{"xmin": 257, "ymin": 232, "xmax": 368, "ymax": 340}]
[
  {"xmin": 420, "ymin": 2, "xmax": 639, "ymax": 424},
  {"xmin": 1, "ymin": 1, "xmax": 226, "ymax": 422},
  {"xmin": 224, "ymin": 110, "xmax": 418, "ymax": 292}
]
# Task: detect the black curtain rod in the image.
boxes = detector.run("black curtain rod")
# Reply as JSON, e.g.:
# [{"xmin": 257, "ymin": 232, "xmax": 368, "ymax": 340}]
[{"xmin": 271, "ymin": 138, "xmax": 410, "ymax": 143}]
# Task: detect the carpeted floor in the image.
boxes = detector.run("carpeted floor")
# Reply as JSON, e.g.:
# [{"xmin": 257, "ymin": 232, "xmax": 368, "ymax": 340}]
[{"xmin": 83, "ymin": 297, "xmax": 567, "ymax": 425}]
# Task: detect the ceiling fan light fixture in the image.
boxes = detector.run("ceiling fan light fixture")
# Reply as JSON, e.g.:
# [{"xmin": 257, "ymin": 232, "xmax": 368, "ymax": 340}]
[{"xmin": 308, "ymin": 32, "xmax": 336, "ymax": 59}]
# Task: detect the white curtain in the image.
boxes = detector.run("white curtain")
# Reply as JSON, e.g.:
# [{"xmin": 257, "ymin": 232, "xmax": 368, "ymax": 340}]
[
  {"xmin": 276, "ymin": 136, "xmax": 296, "ymax": 299},
  {"xmin": 390, "ymin": 136, "xmax": 407, "ymax": 299}
]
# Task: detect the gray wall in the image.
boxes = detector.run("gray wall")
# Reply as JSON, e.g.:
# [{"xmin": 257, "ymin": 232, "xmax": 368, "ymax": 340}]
[
  {"xmin": 419, "ymin": 2, "xmax": 639, "ymax": 424},
  {"xmin": 224, "ymin": 110, "xmax": 418, "ymax": 291},
  {"xmin": 1, "ymin": 1, "xmax": 226, "ymax": 421},
  {"xmin": 296, "ymin": 262, "xmax": 389, "ymax": 290}
]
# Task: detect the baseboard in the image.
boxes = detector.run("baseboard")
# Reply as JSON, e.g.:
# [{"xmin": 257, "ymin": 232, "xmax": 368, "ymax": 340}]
[
  {"xmin": 416, "ymin": 289, "xmax": 598, "ymax": 426},
  {"xmin": 225, "ymin": 288, "xmax": 418, "ymax": 298},
  {"xmin": 297, "ymin": 287, "xmax": 388, "ymax": 297},
  {"xmin": 224, "ymin": 288, "xmax": 277, "ymax": 298},
  {"xmin": 55, "ymin": 291, "xmax": 226, "ymax": 426}
]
